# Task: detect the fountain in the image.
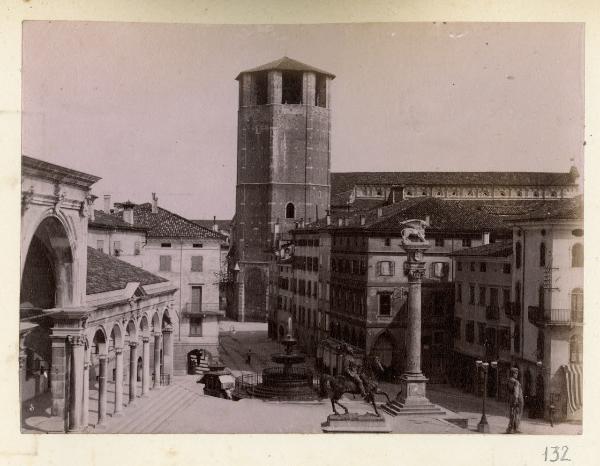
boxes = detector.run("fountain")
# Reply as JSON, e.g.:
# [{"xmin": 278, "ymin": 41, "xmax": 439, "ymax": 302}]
[{"xmin": 244, "ymin": 317, "xmax": 318, "ymax": 400}]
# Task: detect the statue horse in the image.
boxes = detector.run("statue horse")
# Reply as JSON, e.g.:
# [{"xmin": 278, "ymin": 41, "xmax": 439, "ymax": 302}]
[{"xmin": 319, "ymin": 355, "xmax": 391, "ymax": 416}]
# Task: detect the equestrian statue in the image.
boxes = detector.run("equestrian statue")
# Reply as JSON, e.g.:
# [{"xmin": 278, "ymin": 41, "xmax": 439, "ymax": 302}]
[{"xmin": 319, "ymin": 349, "xmax": 391, "ymax": 416}]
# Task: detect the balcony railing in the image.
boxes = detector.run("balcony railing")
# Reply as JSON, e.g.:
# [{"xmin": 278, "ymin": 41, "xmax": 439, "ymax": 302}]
[
  {"xmin": 485, "ymin": 305, "xmax": 500, "ymax": 320},
  {"xmin": 182, "ymin": 302, "xmax": 225, "ymax": 316},
  {"xmin": 505, "ymin": 301, "xmax": 521, "ymax": 320},
  {"xmin": 528, "ymin": 306, "xmax": 583, "ymax": 326}
]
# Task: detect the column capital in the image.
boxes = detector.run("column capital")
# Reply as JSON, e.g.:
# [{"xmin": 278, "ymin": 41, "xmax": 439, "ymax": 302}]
[
  {"xmin": 407, "ymin": 268, "xmax": 426, "ymax": 281},
  {"xmin": 162, "ymin": 324, "xmax": 174, "ymax": 334},
  {"xmin": 98, "ymin": 354, "xmax": 107, "ymax": 361},
  {"xmin": 115, "ymin": 347, "xmax": 124, "ymax": 355},
  {"xmin": 67, "ymin": 334, "xmax": 86, "ymax": 346},
  {"xmin": 142, "ymin": 336, "xmax": 150, "ymax": 343},
  {"xmin": 129, "ymin": 341, "xmax": 138, "ymax": 349},
  {"xmin": 153, "ymin": 331, "xmax": 163, "ymax": 339}
]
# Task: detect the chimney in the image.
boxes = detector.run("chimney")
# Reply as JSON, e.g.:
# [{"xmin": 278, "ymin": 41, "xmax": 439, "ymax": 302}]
[
  {"xmin": 122, "ymin": 201, "xmax": 135, "ymax": 225},
  {"xmin": 482, "ymin": 232, "xmax": 490, "ymax": 245},
  {"xmin": 103, "ymin": 194, "xmax": 111, "ymax": 213},
  {"xmin": 360, "ymin": 215, "xmax": 366, "ymax": 226},
  {"xmin": 151, "ymin": 193, "xmax": 158, "ymax": 214},
  {"xmin": 377, "ymin": 207, "xmax": 383, "ymax": 218},
  {"xmin": 212, "ymin": 215, "xmax": 219, "ymax": 232}
]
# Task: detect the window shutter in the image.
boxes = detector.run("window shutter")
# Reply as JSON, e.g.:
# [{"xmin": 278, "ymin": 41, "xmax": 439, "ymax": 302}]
[{"xmin": 191, "ymin": 256, "xmax": 203, "ymax": 272}]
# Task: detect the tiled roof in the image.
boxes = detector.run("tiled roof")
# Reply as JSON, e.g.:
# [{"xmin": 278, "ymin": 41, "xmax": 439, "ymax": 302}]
[
  {"xmin": 86, "ymin": 247, "xmax": 168, "ymax": 295},
  {"xmin": 306, "ymin": 197, "xmax": 509, "ymax": 233},
  {"xmin": 453, "ymin": 242, "xmax": 513, "ymax": 257},
  {"xmin": 236, "ymin": 56, "xmax": 335, "ymax": 80},
  {"xmin": 331, "ymin": 170, "xmax": 578, "ymax": 196},
  {"xmin": 510, "ymin": 196, "xmax": 583, "ymax": 222},
  {"xmin": 191, "ymin": 219, "xmax": 232, "ymax": 231},
  {"xmin": 125, "ymin": 203, "xmax": 227, "ymax": 240},
  {"xmin": 89, "ymin": 210, "xmax": 147, "ymax": 231}
]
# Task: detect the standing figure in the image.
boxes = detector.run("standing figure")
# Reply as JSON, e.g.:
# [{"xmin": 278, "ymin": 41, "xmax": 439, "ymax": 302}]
[
  {"xmin": 506, "ymin": 367, "xmax": 524, "ymax": 433},
  {"xmin": 246, "ymin": 349, "xmax": 252, "ymax": 365}
]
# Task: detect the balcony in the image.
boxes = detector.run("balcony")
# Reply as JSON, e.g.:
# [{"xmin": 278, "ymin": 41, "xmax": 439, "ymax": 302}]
[
  {"xmin": 485, "ymin": 305, "xmax": 500, "ymax": 320},
  {"xmin": 528, "ymin": 306, "xmax": 583, "ymax": 327},
  {"xmin": 505, "ymin": 301, "xmax": 521, "ymax": 320},
  {"xmin": 182, "ymin": 302, "xmax": 225, "ymax": 316}
]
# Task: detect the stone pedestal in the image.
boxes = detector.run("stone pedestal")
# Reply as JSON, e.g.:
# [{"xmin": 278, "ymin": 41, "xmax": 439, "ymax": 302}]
[
  {"xmin": 383, "ymin": 373, "xmax": 445, "ymax": 416},
  {"xmin": 321, "ymin": 413, "xmax": 391, "ymax": 433}
]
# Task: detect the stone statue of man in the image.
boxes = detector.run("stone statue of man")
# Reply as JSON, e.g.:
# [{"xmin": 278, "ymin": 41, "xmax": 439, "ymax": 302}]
[{"xmin": 506, "ymin": 367, "xmax": 524, "ymax": 434}]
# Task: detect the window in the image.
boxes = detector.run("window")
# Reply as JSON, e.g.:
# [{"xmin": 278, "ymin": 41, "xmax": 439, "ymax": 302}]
[
  {"xmin": 572, "ymin": 243, "xmax": 583, "ymax": 267},
  {"xmin": 193, "ymin": 243, "xmax": 203, "ymax": 248},
  {"xmin": 477, "ymin": 323, "xmax": 486, "ymax": 345},
  {"xmin": 96, "ymin": 239, "xmax": 104, "ymax": 252},
  {"xmin": 316, "ymin": 74, "xmax": 327, "ymax": 107},
  {"xmin": 435, "ymin": 238, "xmax": 444, "ymax": 247},
  {"xmin": 159, "ymin": 255, "xmax": 172, "ymax": 271},
  {"xmin": 161, "ymin": 242, "xmax": 171, "ymax": 248},
  {"xmin": 453, "ymin": 318, "xmax": 461, "ymax": 339},
  {"xmin": 479, "ymin": 286, "xmax": 486, "ymax": 306},
  {"xmin": 490, "ymin": 287, "xmax": 499, "ymax": 307},
  {"xmin": 457, "ymin": 283, "xmax": 462, "ymax": 303},
  {"xmin": 457, "ymin": 261, "xmax": 463, "ymax": 272},
  {"xmin": 571, "ymin": 288, "xmax": 583, "ymax": 321},
  {"xmin": 255, "ymin": 72, "xmax": 268, "ymax": 105},
  {"xmin": 538, "ymin": 285, "xmax": 545, "ymax": 312},
  {"xmin": 499, "ymin": 327, "xmax": 511, "ymax": 351},
  {"xmin": 285, "ymin": 203, "xmax": 295, "ymax": 219},
  {"xmin": 503, "ymin": 263, "xmax": 511, "ymax": 274},
  {"xmin": 134, "ymin": 241, "xmax": 141, "ymax": 255},
  {"xmin": 469, "ymin": 285, "xmax": 475, "ymax": 305},
  {"xmin": 466, "ymin": 321, "xmax": 475, "ymax": 343},
  {"xmin": 480, "ymin": 262, "xmax": 486, "ymax": 272},
  {"xmin": 378, "ymin": 293, "xmax": 392, "ymax": 316},
  {"xmin": 432, "ymin": 262, "xmax": 448, "ymax": 278},
  {"xmin": 502, "ymin": 289, "xmax": 511, "ymax": 309},
  {"xmin": 570, "ymin": 335, "xmax": 582, "ymax": 363},
  {"xmin": 539, "ymin": 242, "xmax": 546, "ymax": 267},
  {"xmin": 191, "ymin": 256, "xmax": 203, "ymax": 272},
  {"xmin": 377, "ymin": 261, "xmax": 394, "ymax": 276},
  {"xmin": 189, "ymin": 316, "xmax": 202, "ymax": 336},
  {"xmin": 434, "ymin": 332, "xmax": 444, "ymax": 345},
  {"xmin": 515, "ymin": 241, "xmax": 522, "ymax": 269},
  {"xmin": 514, "ymin": 325, "xmax": 521, "ymax": 353},
  {"xmin": 470, "ymin": 262, "xmax": 475, "ymax": 272},
  {"xmin": 462, "ymin": 239, "xmax": 472, "ymax": 248},
  {"xmin": 191, "ymin": 285, "xmax": 202, "ymax": 312},
  {"xmin": 282, "ymin": 71, "xmax": 303, "ymax": 104},
  {"xmin": 384, "ymin": 238, "xmax": 391, "ymax": 246},
  {"xmin": 113, "ymin": 241, "xmax": 121, "ymax": 256}
]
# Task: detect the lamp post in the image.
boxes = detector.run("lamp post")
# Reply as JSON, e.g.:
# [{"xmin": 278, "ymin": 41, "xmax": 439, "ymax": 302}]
[{"xmin": 476, "ymin": 359, "xmax": 497, "ymax": 433}]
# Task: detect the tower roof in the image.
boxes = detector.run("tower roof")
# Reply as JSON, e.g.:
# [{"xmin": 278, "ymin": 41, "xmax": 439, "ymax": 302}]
[{"xmin": 235, "ymin": 56, "xmax": 335, "ymax": 80}]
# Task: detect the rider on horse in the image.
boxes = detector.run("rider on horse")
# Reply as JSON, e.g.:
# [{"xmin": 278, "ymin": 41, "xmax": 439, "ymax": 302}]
[{"xmin": 344, "ymin": 360, "xmax": 367, "ymax": 397}]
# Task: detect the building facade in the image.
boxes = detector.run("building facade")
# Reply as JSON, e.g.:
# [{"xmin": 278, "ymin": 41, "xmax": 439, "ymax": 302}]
[
  {"xmin": 230, "ymin": 57, "xmax": 334, "ymax": 322},
  {"xmin": 451, "ymin": 242, "xmax": 515, "ymax": 401},
  {"xmin": 512, "ymin": 197, "xmax": 583, "ymax": 421},
  {"xmin": 112, "ymin": 197, "xmax": 228, "ymax": 375}
]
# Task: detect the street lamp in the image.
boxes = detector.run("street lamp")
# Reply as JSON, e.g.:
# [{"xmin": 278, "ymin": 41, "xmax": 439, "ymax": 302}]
[{"xmin": 475, "ymin": 359, "xmax": 498, "ymax": 433}]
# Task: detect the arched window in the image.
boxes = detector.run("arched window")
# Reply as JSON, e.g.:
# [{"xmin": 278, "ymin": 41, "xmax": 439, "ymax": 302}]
[
  {"xmin": 570, "ymin": 334, "xmax": 582, "ymax": 363},
  {"xmin": 539, "ymin": 242, "xmax": 546, "ymax": 267},
  {"xmin": 572, "ymin": 243, "xmax": 583, "ymax": 267},
  {"xmin": 571, "ymin": 288, "xmax": 583, "ymax": 322},
  {"xmin": 515, "ymin": 241, "xmax": 522, "ymax": 269},
  {"xmin": 285, "ymin": 202, "xmax": 295, "ymax": 219}
]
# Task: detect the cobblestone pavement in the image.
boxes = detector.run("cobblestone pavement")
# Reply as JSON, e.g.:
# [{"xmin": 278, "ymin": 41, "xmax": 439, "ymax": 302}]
[{"xmin": 218, "ymin": 329, "xmax": 582, "ymax": 435}]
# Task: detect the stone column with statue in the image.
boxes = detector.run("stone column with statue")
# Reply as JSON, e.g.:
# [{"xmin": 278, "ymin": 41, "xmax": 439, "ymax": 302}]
[{"xmin": 381, "ymin": 220, "xmax": 445, "ymax": 416}]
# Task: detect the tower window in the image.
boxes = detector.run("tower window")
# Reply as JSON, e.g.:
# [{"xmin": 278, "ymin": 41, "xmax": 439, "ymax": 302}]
[
  {"xmin": 316, "ymin": 74, "xmax": 327, "ymax": 107},
  {"xmin": 282, "ymin": 71, "xmax": 302, "ymax": 104},
  {"xmin": 285, "ymin": 202, "xmax": 295, "ymax": 219},
  {"xmin": 255, "ymin": 72, "xmax": 268, "ymax": 105}
]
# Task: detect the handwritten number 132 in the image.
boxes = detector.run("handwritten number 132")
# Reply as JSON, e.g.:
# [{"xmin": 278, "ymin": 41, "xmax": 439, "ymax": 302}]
[{"xmin": 543, "ymin": 446, "xmax": 570, "ymax": 462}]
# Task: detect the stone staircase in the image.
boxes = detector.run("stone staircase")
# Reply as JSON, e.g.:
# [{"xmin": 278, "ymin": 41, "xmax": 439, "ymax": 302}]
[
  {"xmin": 102, "ymin": 381, "xmax": 202, "ymax": 433},
  {"xmin": 380, "ymin": 399, "xmax": 446, "ymax": 416}
]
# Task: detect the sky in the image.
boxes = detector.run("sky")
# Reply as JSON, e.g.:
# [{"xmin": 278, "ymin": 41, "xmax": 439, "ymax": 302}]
[{"xmin": 22, "ymin": 22, "xmax": 584, "ymax": 219}]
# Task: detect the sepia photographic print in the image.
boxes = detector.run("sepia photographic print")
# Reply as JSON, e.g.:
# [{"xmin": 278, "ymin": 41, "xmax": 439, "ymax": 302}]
[{"xmin": 8, "ymin": 7, "xmax": 594, "ymax": 463}]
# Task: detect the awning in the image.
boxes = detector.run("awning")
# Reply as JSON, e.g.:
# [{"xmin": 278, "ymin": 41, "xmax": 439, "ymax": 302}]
[{"xmin": 561, "ymin": 364, "xmax": 582, "ymax": 414}]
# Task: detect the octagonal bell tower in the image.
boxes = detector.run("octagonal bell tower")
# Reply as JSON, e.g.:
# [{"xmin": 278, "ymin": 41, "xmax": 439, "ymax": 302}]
[{"xmin": 231, "ymin": 57, "xmax": 334, "ymax": 321}]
